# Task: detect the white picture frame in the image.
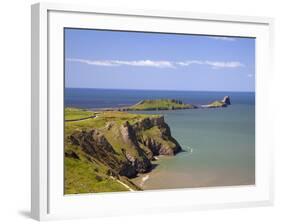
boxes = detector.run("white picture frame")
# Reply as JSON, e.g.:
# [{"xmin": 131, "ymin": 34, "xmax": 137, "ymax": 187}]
[{"xmin": 31, "ymin": 2, "xmax": 274, "ymax": 221}]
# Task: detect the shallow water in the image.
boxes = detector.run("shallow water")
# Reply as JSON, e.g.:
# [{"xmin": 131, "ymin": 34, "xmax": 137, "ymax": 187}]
[{"xmin": 132, "ymin": 104, "xmax": 255, "ymax": 189}]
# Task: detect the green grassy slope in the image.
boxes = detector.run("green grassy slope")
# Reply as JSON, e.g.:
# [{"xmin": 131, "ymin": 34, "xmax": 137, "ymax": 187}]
[
  {"xmin": 125, "ymin": 99, "xmax": 196, "ymax": 110},
  {"xmin": 64, "ymin": 108, "xmax": 178, "ymax": 194},
  {"xmin": 65, "ymin": 107, "xmax": 96, "ymax": 120}
]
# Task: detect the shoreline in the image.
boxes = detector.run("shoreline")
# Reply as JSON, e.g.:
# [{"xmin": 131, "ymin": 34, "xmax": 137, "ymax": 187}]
[{"xmin": 132, "ymin": 146, "xmax": 195, "ymax": 189}]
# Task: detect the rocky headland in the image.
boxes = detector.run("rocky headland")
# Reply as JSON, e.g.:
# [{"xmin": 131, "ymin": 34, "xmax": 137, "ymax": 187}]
[
  {"xmin": 64, "ymin": 109, "xmax": 182, "ymax": 194},
  {"xmin": 204, "ymin": 96, "xmax": 231, "ymax": 108}
]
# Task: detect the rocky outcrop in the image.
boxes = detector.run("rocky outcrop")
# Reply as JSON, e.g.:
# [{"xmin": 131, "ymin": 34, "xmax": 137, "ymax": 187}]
[
  {"xmin": 205, "ymin": 96, "xmax": 231, "ymax": 108},
  {"xmin": 65, "ymin": 150, "xmax": 80, "ymax": 159},
  {"xmin": 120, "ymin": 122, "xmax": 152, "ymax": 173},
  {"xmin": 68, "ymin": 115, "xmax": 181, "ymax": 179},
  {"xmin": 133, "ymin": 116, "xmax": 181, "ymax": 155},
  {"xmin": 222, "ymin": 96, "xmax": 231, "ymax": 105},
  {"xmin": 70, "ymin": 129, "xmax": 138, "ymax": 178},
  {"xmin": 132, "ymin": 116, "xmax": 165, "ymax": 130}
]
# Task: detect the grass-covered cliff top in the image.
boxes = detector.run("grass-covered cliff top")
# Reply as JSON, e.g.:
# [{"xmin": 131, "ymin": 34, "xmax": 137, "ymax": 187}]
[
  {"xmin": 65, "ymin": 107, "xmax": 97, "ymax": 120},
  {"xmin": 65, "ymin": 110, "xmax": 160, "ymax": 159},
  {"xmin": 124, "ymin": 99, "xmax": 196, "ymax": 111},
  {"xmin": 64, "ymin": 108, "xmax": 180, "ymax": 194},
  {"xmin": 65, "ymin": 109, "xmax": 159, "ymax": 135}
]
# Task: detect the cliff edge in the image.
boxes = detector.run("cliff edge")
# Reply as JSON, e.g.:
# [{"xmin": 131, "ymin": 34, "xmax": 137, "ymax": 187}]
[{"xmin": 64, "ymin": 109, "xmax": 182, "ymax": 194}]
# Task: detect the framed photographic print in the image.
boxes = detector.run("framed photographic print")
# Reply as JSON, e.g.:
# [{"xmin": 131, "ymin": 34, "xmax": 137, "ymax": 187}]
[{"xmin": 31, "ymin": 2, "xmax": 274, "ymax": 221}]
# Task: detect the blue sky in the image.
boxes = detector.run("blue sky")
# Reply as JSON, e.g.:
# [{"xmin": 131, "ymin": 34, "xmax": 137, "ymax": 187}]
[{"xmin": 65, "ymin": 28, "xmax": 255, "ymax": 92}]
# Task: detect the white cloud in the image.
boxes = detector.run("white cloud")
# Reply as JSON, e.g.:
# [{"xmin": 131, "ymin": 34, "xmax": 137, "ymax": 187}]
[
  {"xmin": 67, "ymin": 58, "xmax": 244, "ymax": 69},
  {"xmin": 176, "ymin": 60, "xmax": 204, "ymax": 66},
  {"xmin": 205, "ymin": 61, "xmax": 244, "ymax": 69},
  {"xmin": 66, "ymin": 58, "xmax": 118, "ymax": 66},
  {"xmin": 112, "ymin": 60, "xmax": 175, "ymax": 68},
  {"xmin": 177, "ymin": 60, "xmax": 244, "ymax": 69},
  {"xmin": 208, "ymin": 36, "xmax": 236, "ymax": 41},
  {"xmin": 66, "ymin": 58, "xmax": 175, "ymax": 68}
]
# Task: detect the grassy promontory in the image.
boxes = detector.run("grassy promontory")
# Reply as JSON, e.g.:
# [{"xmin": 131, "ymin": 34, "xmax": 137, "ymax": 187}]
[
  {"xmin": 64, "ymin": 108, "xmax": 182, "ymax": 194},
  {"xmin": 204, "ymin": 96, "xmax": 231, "ymax": 108},
  {"xmin": 98, "ymin": 97, "xmax": 230, "ymax": 111},
  {"xmin": 120, "ymin": 99, "xmax": 197, "ymax": 111}
]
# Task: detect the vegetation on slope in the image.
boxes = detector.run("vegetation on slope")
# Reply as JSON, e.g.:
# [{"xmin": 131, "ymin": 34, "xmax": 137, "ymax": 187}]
[
  {"xmin": 65, "ymin": 157, "xmax": 128, "ymax": 194},
  {"xmin": 122, "ymin": 99, "xmax": 197, "ymax": 111},
  {"xmin": 205, "ymin": 100, "xmax": 227, "ymax": 108},
  {"xmin": 65, "ymin": 107, "xmax": 97, "ymax": 121},
  {"xmin": 64, "ymin": 108, "xmax": 181, "ymax": 194}
]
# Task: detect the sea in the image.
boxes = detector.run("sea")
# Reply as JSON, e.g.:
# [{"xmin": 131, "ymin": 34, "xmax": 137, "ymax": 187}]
[{"xmin": 65, "ymin": 88, "xmax": 255, "ymax": 189}]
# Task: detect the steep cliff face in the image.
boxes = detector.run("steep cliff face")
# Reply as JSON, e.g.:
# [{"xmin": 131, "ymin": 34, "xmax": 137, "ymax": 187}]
[
  {"xmin": 66, "ymin": 112, "xmax": 182, "ymax": 180},
  {"xmin": 70, "ymin": 129, "xmax": 138, "ymax": 178},
  {"xmin": 222, "ymin": 96, "xmax": 231, "ymax": 105},
  {"xmin": 132, "ymin": 116, "xmax": 181, "ymax": 156}
]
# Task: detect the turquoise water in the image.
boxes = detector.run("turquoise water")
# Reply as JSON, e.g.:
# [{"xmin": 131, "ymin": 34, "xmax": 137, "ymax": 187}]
[
  {"xmin": 133, "ymin": 104, "xmax": 255, "ymax": 189},
  {"xmin": 65, "ymin": 88, "xmax": 255, "ymax": 189}
]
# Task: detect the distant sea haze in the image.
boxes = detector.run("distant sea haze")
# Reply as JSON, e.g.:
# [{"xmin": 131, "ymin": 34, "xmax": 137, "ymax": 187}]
[
  {"xmin": 65, "ymin": 88, "xmax": 255, "ymax": 109},
  {"xmin": 65, "ymin": 88, "xmax": 255, "ymax": 189}
]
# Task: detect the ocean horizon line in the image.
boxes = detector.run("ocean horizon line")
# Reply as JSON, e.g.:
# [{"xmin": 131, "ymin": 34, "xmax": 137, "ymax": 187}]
[{"xmin": 65, "ymin": 87, "xmax": 255, "ymax": 93}]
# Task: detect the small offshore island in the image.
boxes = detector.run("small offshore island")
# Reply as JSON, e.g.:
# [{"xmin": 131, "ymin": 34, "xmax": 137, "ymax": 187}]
[
  {"xmin": 64, "ymin": 96, "xmax": 231, "ymax": 194},
  {"xmin": 96, "ymin": 96, "xmax": 231, "ymax": 111}
]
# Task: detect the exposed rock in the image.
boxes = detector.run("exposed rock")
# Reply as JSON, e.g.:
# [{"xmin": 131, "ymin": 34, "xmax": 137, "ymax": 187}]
[
  {"xmin": 119, "ymin": 162, "xmax": 137, "ymax": 178},
  {"xmin": 105, "ymin": 122, "xmax": 114, "ymax": 130},
  {"xmin": 222, "ymin": 96, "xmax": 231, "ymax": 105},
  {"xmin": 70, "ymin": 129, "xmax": 138, "ymax": 178},
  {"xmin": 141, "ymin": 135, "xmax": 181, "ymax": 156},
  {"xmin": 68, "ymin": 115, "xmax": 181, "ymax": 179},
  {"xmin": 132, "ymin": 116, "xmax": 165, "ymax": 131},
  {"xmin": 205, "ymin": 96, "xmax": 231, "ymax": 108},
  {"xmin": 64, "ymin": 150, "xmax": 80, "ymax": 160},
  {"xmin": 120, "ymin": 122, "xmax": 152, "ymax": 173},
  {"xmin": 133, "ymin": 116, "xmax": 182, "ymax": 156}
]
